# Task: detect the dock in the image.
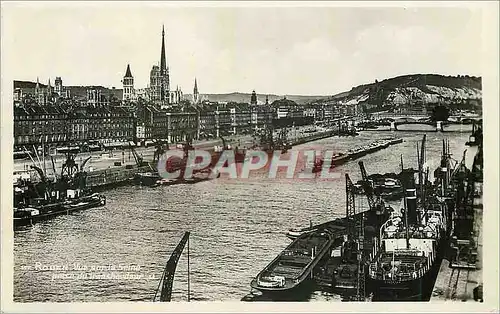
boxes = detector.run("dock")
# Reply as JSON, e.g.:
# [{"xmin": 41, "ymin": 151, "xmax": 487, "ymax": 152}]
[
  {"xmin": 430, "ymin": 180, "xmax": 483, "ymax": 302},
  {"xmin": 77, "ymin": 130, "xmax": 342, "ymax": 191}
]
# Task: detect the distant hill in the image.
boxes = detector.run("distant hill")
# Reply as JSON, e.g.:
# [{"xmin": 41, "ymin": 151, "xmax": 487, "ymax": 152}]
[
  {"xmin": 15, "ymin": 74, "xmax": 481, "ymax": 108},
  {"xmin": 14, "ymin": 80, "xmax": 47, "ymax": 89},
  {"xmin": 183, "ymin": 92, "xmax": 330, "ymax": 105},
  {"xmin": 325, "ymin": 74, "xmax": 482, "ymax": 107}
]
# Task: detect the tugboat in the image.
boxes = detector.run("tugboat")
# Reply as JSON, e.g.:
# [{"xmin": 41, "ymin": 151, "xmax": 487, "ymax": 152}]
[
  {"xmin": 13, "ymin": 152, "xmax": 106, "ymax": 228},
  {"xmin": 355, "ymin": 173, "xmax": 404, "ymax": 201}
]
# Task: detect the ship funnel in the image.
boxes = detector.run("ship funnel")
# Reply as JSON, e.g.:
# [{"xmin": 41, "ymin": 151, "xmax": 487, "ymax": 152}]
[{"xmin": 405, "ymin": 188, "xmax": 418, "ymax": 225}]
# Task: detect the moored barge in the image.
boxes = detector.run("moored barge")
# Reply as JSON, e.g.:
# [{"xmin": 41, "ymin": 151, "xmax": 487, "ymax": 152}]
[{"xmin": 251, "ymin": 228, "xmax": 340, "ymax": 295}]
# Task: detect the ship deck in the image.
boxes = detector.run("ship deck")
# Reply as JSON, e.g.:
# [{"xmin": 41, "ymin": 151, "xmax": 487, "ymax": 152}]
[
  {"xmin": 264, "ymin": 233, "xmax": 330, "ymax": 278},
  {"xmin": 252, "ymin": 230, "xmax": 339, "ymax": 292}
]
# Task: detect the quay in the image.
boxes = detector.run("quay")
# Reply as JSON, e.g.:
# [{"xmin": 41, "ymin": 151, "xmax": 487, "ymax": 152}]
[
  {"xmin": 49, "ymin": 129, "xmax": 348, "ymax": 191},
  {"xmin": 82, "ymin": 131, "xmax": 401, "ymax": 191},
  {"xmin": 430, "ymin": 180, "xmax": 483, "ymax": 302}
]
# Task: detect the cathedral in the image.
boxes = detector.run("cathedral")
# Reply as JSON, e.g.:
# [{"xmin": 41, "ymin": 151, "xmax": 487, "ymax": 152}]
[{"xmin": 122, "ymin": 25, "xmax": 183, "ymax": 107}]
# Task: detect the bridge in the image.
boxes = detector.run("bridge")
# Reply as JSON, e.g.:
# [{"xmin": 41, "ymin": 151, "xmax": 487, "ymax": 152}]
[{"xmin": 358, "ymin": 113, "xmax": 482, "ymax": 132}]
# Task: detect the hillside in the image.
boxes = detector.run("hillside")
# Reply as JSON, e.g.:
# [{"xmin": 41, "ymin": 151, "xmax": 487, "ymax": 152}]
[
  {"xmin": 183, "ymin": 92, "xmax": 329, "ymax": 105},
  {"xmin": 14, "ymin": 74, "xmax": 481, "ymax": 109},
  {"xmin": 327, "ymin": 74, "xmax": 482, "ymax": 107}
]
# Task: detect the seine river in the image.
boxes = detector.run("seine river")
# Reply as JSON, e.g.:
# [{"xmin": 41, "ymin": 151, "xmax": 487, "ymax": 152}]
[{"xmin": 14, "ymin": 125, "xmax": 474, "ymax": 302}]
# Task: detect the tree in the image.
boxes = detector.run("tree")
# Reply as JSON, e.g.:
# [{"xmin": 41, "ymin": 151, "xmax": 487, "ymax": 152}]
[{"xmin": 431, "ymin": 105, "xmax": 450, "ymax": 121}]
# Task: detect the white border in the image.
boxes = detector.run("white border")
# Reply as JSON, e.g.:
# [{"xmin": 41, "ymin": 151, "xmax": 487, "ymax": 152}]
[{"xmin": 1, "ymin": 1, "xmax": 498, "ymax": 313}]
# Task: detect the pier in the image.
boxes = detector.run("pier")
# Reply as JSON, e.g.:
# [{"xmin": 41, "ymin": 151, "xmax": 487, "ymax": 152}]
[
  {"xmin": 430, "ymin": 189, "xmax": 483, "ymax": 301},
  {"xmin": 430, "ymin": 144, "xmax": 484, "ymax": 302}
]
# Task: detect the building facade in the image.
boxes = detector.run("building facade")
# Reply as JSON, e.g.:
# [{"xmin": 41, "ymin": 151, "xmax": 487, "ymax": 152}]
[
  {"xmin": 13, "ymin": 105, "xmax": 135, "ymax": 149},
  {"xmin": 87, "ymin": 89, "xmax": 108, "ymax": 107}
]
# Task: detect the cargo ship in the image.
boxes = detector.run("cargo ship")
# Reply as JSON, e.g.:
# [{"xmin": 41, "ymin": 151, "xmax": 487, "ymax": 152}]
[{"xmin": 367, "ymin": 169, "xmax": 448, "ymax": 301}]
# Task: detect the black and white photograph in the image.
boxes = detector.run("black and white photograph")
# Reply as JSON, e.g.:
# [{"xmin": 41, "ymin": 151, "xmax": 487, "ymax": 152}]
[{"xmin": 1, "ymin": 1, "xmax": 498, "ymax": 312}]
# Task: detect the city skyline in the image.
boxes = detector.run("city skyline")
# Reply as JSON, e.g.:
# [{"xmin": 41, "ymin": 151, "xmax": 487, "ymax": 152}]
[{"xmin": 4, "ymin": 3, "xmax": 483, "ymax": 95}]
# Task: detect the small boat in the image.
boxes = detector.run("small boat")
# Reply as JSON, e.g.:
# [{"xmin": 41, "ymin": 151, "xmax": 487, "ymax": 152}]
[
  {"xmin": 155, "ymin": 176, "xmax": 213, "ymax": 186},
  {"xmin": 134, "ymin": 172, "xmax": 161, "ymax": 186}
]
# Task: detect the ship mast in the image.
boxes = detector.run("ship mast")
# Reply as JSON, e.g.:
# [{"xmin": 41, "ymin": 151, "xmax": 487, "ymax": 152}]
[
  {"xmin": 400, "ymin": 154, "xmax": 410, "ymax": 249},
  {"xmin": 403, "ymin": 182, "xmax": 410, "ymax": 249}
]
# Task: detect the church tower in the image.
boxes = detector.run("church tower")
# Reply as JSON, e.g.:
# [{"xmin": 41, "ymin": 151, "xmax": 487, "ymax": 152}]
[
  {"xmin": 250, "ymin": 90, "xmax": 257, "ymax": 105},
  {"xmin": 122, "ymin": 64, "xmax": 135, "ymax": 101},
  {"xmin": 35, "ymin": 77, "xmax": 43, "ymax": 105},
  {"xmin": 193, "ymin": 78, "xmax": 199, "ymax": 104},
  {"xmin": 54, "ymin": 77, "xmax": 63, "ymax": 96},
  {"xmin": 35, "ymin": 77, "xmax": 40, "ymax": 96},
  {"xmin": 160, "ymin": 25, "xmax": 170, "ymax": 104},
  {"xmin": 47, "ymin": 78, "xmax": 52, "ymax": 94},
  {"xmin": 45, "ymin": 78, "xmax": 52, "ymax": 104}
]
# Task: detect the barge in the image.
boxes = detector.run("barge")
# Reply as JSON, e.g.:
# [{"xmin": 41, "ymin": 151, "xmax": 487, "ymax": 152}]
[
  {"xmin": 14, "ymin": 193, "xmax": 106, "ymax": 227},
  {"xmin": 251, "ymin": 228, "xmax": 341, "ymax": 295},
  {"xmin": 312, "ymin": 138, "xmax": 404, "ymax": 171}
]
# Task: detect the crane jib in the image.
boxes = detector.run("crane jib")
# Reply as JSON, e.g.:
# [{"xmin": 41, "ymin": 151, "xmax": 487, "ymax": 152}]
[{"xmin": 159, "ymin": 231, "xmax": 190, "ymax": 302}]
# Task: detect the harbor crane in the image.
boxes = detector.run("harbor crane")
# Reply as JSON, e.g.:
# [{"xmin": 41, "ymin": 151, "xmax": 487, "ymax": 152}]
[
  {"xmin": 344, "ymin": 173, "xmax": 366, "ymax": 301},
  {"xmin": 358, "ymin": 161, "xmax": 390, "ymax": 232},
  {"xmin": 449, "ymin": 146, "xmax": 479, "ymax": 269},
  {"xmin": 128, "ymin": 143, "xmax": 150, "ymax": 168},
  {"xmin": 153, "ymin": 232, "xmax": 191, "ymax": 302}
]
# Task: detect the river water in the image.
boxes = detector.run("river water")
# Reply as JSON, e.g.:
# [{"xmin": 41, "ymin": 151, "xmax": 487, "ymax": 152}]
[{"xmin": 14, "ymin": 126, "xmax": 474, "ymax": 302}]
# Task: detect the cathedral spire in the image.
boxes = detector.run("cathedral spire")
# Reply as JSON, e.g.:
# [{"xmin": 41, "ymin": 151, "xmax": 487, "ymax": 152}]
[
  {"xmin": 160, "ymin": 25, "xmax": 167, "ymax": 76},
  {"xmin": 125, "ymin": 64, "xmax": 133, "ymax": 77}
]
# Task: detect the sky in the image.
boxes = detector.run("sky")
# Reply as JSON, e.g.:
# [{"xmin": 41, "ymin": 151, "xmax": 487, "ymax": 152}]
[{"xmin": 2, "ymin": 2, "xmax": 484, "ymax": 95}]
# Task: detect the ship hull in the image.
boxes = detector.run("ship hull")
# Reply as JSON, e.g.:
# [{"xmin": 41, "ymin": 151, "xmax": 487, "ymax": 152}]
[
  {"xmin": 368, "ymin": 236, "xmax": 445, "ymax": 301},
  {"xmin": 368, "ymin": 265, "xmax": 438, "ymax": 301},
  {"xmin": 14, "ymin": 196, "xmax": 105, "ymax": 228},
  {"xmin": 249, "ymin": 278, "xmax": 314, "ymax": 301}
]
